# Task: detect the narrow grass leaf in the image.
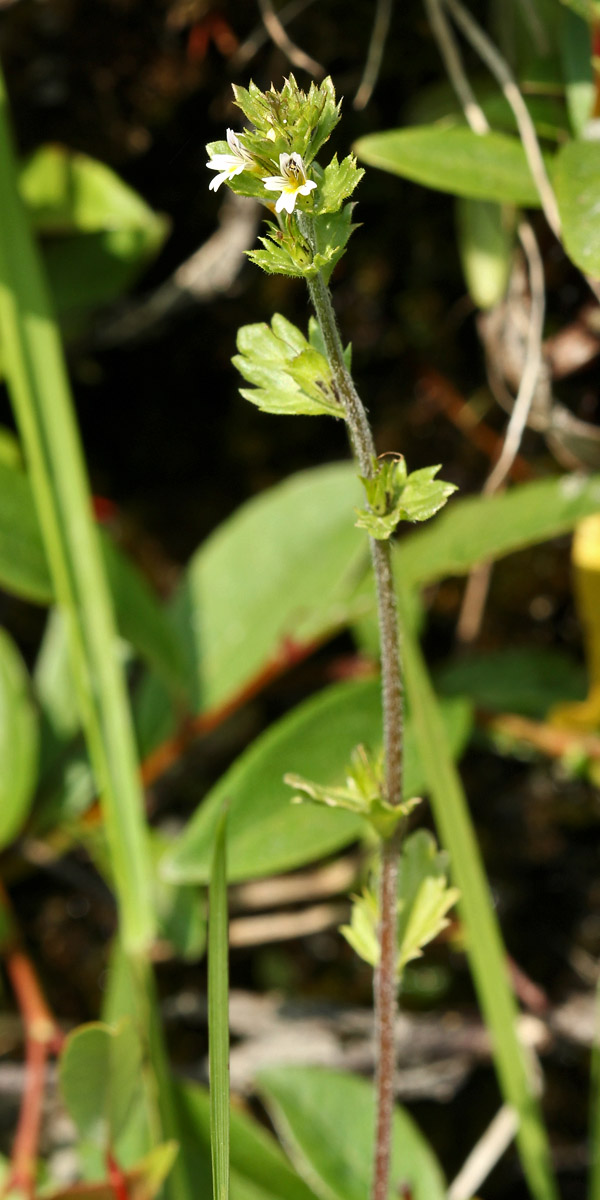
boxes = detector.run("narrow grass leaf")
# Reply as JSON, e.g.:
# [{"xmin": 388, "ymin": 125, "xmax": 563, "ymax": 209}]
[
  {"xmin": 399, "ymin": 591, "xmax": 558, "ymax": 1200},
  {"xmin": 0, "ymin": 66, "xmax": 154, "ymax": 953}
]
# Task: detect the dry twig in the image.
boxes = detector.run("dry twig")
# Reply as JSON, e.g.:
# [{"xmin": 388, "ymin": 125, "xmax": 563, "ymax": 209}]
[
  {"xmin": 256, "ymin": 0, "xmax": 324, "ymax": 77},
  {"xmin": 354, "ymin": 0, "xmax": 394, "ymax": 111}
]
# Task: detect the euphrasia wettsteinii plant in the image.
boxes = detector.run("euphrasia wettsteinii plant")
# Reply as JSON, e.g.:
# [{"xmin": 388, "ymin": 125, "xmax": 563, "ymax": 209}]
[{"xmin": 207, "ymin": 76, "xmax": 458, "ymax": 1200}]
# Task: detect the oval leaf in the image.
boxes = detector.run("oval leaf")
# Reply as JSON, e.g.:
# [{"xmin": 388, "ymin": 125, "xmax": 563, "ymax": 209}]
[
  {"xmin": 135, "ymin": 463, "xmax": 369, "ymax": 757},
  {"xmin": 354, "ymin": 126, "xmax": 550, "ymax": 205},
  {"xmin": 397, "ymin": 473, "xmax": 600, "ymax": 588},
  {"xmin": 59, "ymin": 1020, "xmax": 143, "ymax": 1148},
  {"xmin": 555, "ymin": 140, "xmax": 600, "ymax": 277},
  {"xmin": 0, "ymin": 629, "xmax": 39, "ymax": 850},
  {"xmin": 257, "ymin": 1066, "xmax": 446, "ymax": 1200},
  {"xmin": 0, "ymin": 460, "xmax": 53, "ymax": 603}
]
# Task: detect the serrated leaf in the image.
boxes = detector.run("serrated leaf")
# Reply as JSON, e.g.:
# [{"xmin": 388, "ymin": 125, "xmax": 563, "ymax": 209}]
[
  {"xmin": 257, "ymin": 1067, "xmax": 446, "ymax": 1200},
  {"xmin": 312, "ymin": 205, "xmax": 358, "ymax": 281},
  {"xmin": 341, "ymin": 830, "xmax": 459, "ymax": 974},
  {"xmin": 234, "ymin": 315, "xmax": 342, "ymax": 418},
  {"xmin": 339, "ymin": 888, "xmax": 380, "ymax": 968},
  {"xmin": 247, "ymin": 243, "xmax": 309, "ymax": 278},
  {"xmin": 354, "ymin": 126, "xmax": 551, "ymax": 205},
  {"xmin": 313, "ymin": 155, "xmax": 364, "ymax": 214},
  {"xmin": 161, "ymin": 678, "xmax": 472, "ymax": 884},
  {"xmin": 396, "ymin": 830, "xmax": 459, "ymax": 971},
  {"xmin": 0, "ymin": 629, "xmax": 39, "ymax": 850},
  {"xmin": 356, "ymin": 461, "xmax": 456, "ymax": 540},
  {"xmin": 555, "ymin": 140, "xmax": 600, "ymax": 277}
]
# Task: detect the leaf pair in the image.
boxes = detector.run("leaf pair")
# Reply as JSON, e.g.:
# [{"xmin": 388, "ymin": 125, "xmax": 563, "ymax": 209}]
[
  {"xmin": 233, "ymin": 312, "xmax": 344, "ymax": 417},
  {"xmin": 340, "ymin": 830, "xmax": 459, "ymax": 976}
]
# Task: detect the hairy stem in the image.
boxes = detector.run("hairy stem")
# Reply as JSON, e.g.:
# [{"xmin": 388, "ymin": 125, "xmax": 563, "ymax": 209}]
[{"xmin": 299, "ymin": 219, "xmax": 404, "ymax": 1200}]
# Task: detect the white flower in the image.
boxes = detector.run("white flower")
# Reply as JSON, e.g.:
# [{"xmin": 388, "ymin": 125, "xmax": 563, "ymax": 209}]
[
  {"xmin": 207, "ymin": 129, "xmax": 253, "ymax": 192},
  {"xmin": 263, "ymin": 152, "xmax": 317, "ymax": 214}
]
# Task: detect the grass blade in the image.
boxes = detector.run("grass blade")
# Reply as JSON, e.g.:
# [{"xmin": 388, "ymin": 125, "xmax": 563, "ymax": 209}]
[
  {"xmin": 0, "ymin": 66, "xmax": 154, "ymax": 954},
  {"xmin": 209, "ymin": 808, "xmax": 230, "ymax": 1200},
  {"xmin": 399, "ymin": 590, "xmax": 558, "ymax": 1200}
]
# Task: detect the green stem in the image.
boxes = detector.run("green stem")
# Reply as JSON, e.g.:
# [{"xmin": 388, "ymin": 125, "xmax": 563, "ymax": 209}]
[
  {"xmin": 0, "ymin": 69, "xmax": 154, "ymax": 953},
  {"xmin": 300, "ymin": 217, "xmax": 404, "ymax": 1200}
]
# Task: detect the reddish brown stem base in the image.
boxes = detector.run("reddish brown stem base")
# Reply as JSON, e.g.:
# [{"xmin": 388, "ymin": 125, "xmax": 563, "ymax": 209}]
[{"xmin": 3, "ymin": 945, "xmax": 64, "ymax": 1199}]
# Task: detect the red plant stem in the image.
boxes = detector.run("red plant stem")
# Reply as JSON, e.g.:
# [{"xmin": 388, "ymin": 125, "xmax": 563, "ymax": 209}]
[
  {"xmin": 592, "ymin": 20, "xmax": 600, "ymax": 119},
  {"xmin": 372, "ymin": 835, "xmax": 401, "ymax": 1200},
  {"xmin": 301, "ymin": 245, "xmax": 404, "ymax": 1200},
  {"xmin": 107, "ymin": 1151, "xmax": 130, "ymax": 1200},
  {"xmin": 4, "ymin": 946, "xmax": 64, "ymax": 1197}
]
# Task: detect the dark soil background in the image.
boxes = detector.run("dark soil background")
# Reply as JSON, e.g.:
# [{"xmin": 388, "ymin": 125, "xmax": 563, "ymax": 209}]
[{"xmin": 1, "ymin": 2, "xmax": 599, "ymax": 1197}]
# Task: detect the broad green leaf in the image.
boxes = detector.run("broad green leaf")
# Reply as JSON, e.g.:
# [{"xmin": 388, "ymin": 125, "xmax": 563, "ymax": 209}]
[
  {"xmin": 146, "ymin": 464, "xmax": 369, "ymax": 724},
  {"xmin": 34, "ymin": 609, "xmax": 81, "ymax": 745},
  {"xmin": 60, "ymin": 1021, "xmax": 143, "ymax": 1148},
  {"xmin": 560, "ymin": 7, "xmax": 594, "ymax": 135},
  {"xmin": 0, "ymin": 629, "xmax": 38, "ymax": 850},
  {"xmin": 176, "ymin": 1080, "xmax": 319, "ymax": 1200},
  {"xmin": 19, "ymin": 144, "xmax": 168, "ymax": 324},
  {"xmin": 437, "ymin": 647, "xmax": 587, "ymax": 719},
  {"xmin": 20, "ymin": 144, "xmax": 167, "ymax": 239},
  {"xmin": 354, "ymin": 126, "xmax": 552, "ymax": 205},
  {"xmin": 558, "ymin": 0, "xmax": 600, "ymax": 19},
  {"xmin": 0, "ymin": 459, "xmax": 53, "ymax": 602},
  {"xmin": 257, "ymin": 1066, "xmax": 446, "ymax": 1200},
  {"xmin": 162, "ymin": 678, "xmax": 472, "ymax": 884},
  {"xmin": 397, "ymin": 473, "xmax": 600, "ymax": 589},
  {"xmin": 42, "ymin": 231, "xmax": 166, "ymax": 325},
  {"xmin": 0, "ymin": 425, "xmax": 21, "ymax": 468},
  {"xmin": 554, "ymin": 141, "xmax": 600, "ymax": 276},
  {"xmin": 456, "ymin": 198, "xmax": 515, "ymax": 310}
]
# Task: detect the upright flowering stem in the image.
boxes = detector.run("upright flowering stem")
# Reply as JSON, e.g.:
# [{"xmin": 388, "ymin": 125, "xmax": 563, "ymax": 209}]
[{"xmin": 299, "ymin": 213, "xmax": 404, "ymax": 1200}]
